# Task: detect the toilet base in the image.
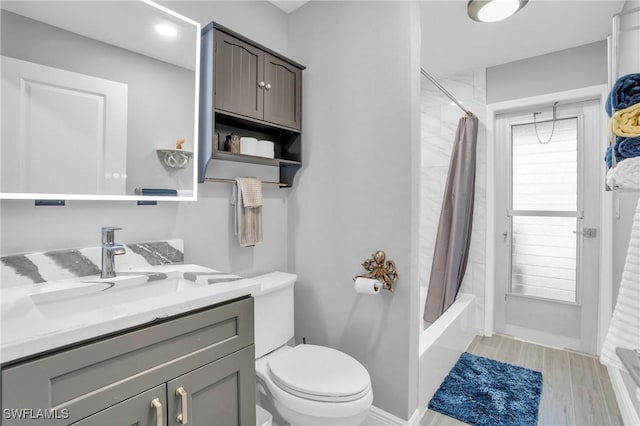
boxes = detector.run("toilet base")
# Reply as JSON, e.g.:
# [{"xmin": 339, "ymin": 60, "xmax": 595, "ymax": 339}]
[
  {"xmin": 258, "ymin": 392, "xmax": 288, "ymax": 426},
  {"xmin": 258, "ymin": 393, "xmax": 369, "ymax": 426},
  {"xmin": 274, "ymin": 398, "xmax": 370, "ymax": 426}
]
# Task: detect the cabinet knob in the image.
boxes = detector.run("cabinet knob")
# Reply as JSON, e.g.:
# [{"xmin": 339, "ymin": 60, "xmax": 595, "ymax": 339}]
[
  {"xmin": 265, "ymin": 83, "xmax": 272, "ymax": 91},
  {"xmin": 258, "ymin": 81, "xmax": 266, "ymax": 88}
]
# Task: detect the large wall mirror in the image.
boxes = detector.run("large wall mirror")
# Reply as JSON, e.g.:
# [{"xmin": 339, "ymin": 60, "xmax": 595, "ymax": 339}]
[{"xmin": 0, "ymin": 0, "xmax": 200, "ymax": 201}]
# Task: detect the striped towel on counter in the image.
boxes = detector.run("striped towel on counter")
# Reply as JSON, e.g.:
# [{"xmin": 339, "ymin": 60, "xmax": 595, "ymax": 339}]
[
  {"xmin": 231, "ymin": 177, "xmax": 263, "ymax": 247},
  {"xmin": 601, "ymin": 195, "xmax": 640, "ymax": 371}
]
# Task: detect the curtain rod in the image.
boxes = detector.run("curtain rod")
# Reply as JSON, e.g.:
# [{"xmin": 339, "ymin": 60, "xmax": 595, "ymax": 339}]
[{"xmin": 420, "ymin": 68, "xmax": 473, "ymax": 117}]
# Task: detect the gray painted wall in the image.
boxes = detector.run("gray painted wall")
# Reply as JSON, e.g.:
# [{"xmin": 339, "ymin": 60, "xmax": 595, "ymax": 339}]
[
  {"xmin": 0, "ymin": 2, "xmax": 291, "ymax": 278},
  {"xmin": 1, "ymin": 10, "xmax": 195, "ymax": 194},
  {"xmin": 287, "ymin": 1, "xmax": 421, "ymax": 420},
  {"xmin": 486, "ymin": 41, "xmax": 607, "ymax": 104}
]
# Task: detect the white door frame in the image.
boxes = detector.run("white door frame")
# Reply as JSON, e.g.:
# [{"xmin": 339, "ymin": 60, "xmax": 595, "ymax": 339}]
[{"xmin": 484, "ymin": 84, "xmax": 612, "ymax": 354}]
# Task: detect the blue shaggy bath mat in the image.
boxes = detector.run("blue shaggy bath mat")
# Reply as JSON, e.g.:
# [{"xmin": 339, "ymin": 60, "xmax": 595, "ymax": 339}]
[{"xmin": 428, "ymin": 352, "xmax": 542, "ymax": 426}]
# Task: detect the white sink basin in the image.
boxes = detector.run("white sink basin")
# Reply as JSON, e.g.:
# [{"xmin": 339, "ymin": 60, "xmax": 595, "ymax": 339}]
[
  {"xmin": 1, "ymin": 263, "xmax": 262, "ymax": 363},
  {"xmin": 29, "ymin": 271, "xmax": 198, "ymax": 316}
]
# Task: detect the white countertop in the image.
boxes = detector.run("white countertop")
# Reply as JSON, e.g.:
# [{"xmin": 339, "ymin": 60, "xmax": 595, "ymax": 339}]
[{"xmin": 0, "ymin": 264, "xmax": 260, "ymax": 364}]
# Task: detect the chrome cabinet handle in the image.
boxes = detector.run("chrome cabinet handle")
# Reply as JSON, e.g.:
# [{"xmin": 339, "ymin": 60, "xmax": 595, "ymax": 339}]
[
  {"xmin": 265, "ymin": 83, "xmax": 271, "ymax": 91},
  {"xmin": 150, "ymin": 398, "xmax": 163, "ymax": 426},
  {"xmin": 176, "ymin": 387, "xmax": 188, "ymax": 425},
  {"xmin": 258, "ymin": 81, "xmax": 266, "ymax": 88}
]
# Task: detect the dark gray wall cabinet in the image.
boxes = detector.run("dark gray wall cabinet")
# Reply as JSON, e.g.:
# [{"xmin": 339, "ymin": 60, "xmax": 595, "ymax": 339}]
[
  {"xmin": 1, "ymin": 297, "xmax": 256, "ymax": 426},
  {"xmin": 199, "ymin": 23, "xmax": 305, "ymax": 187}
]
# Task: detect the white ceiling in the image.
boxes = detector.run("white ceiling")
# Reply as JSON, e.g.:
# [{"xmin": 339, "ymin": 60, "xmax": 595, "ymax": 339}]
[
  {"xmin": 4, "ymin": 0, "xmax": 624, "ymax": 78},
  {"xmin": 269, "ymin": 0, "xmax": 309, "ymax": 13},
  {"xmin": 420, "ymin": 0, "xmax": 625, "ymax": 76},
  {"xmin": 269, "ymin": 0, "xmax": 625, "ymax": 77}
]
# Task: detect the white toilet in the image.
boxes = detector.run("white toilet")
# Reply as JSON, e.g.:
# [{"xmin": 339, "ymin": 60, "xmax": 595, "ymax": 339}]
[{"xmin": 252, "ymin": 272, "xmax": 373, "ymax": 426}]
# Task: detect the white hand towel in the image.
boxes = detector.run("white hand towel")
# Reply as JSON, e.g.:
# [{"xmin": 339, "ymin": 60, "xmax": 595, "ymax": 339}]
[
  {"xmin": 600, "ymin": 195, "xmax": 640, "ymax": 371},
  {"xmin": 607, "ymin": 157, "xmax": 640, "ymax": 190}
]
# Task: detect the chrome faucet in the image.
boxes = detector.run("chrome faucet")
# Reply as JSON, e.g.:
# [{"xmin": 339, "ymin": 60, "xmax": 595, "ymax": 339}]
[{"xmin": 101, "ymin": 227, "xmax": 126, "ymax": 279}]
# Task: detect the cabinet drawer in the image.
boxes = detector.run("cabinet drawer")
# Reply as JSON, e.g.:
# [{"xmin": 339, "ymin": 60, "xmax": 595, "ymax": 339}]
[
  {"xmin": 2, "ymin": 297, "xmax": 253, "ymax": 425},
  {"xmin": 70, "ymin": 385, "xmax": 166, "ymax": 426}
]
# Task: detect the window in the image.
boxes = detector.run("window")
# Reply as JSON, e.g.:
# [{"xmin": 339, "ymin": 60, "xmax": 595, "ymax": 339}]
[{"xmin": 509, "ymin": 117, "xmax": 580, "ymax": 302}]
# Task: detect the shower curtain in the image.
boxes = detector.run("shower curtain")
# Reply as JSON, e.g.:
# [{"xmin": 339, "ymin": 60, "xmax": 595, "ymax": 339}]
[{"xmin": 424, "ymin": 114, "xmax": 479, "ymax": 323}]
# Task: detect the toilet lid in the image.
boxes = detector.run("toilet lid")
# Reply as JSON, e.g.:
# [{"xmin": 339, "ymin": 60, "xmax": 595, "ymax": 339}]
[{"xmin": 267, "ymin": 345, "xmax": 371, "ymax": 402}]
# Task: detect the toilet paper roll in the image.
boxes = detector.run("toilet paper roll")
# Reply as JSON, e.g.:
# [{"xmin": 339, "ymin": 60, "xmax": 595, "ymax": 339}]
[
  {"xmin": 240, "ymin": 137, "xmax": 258, "ymax": 156},
  {"xmin": 256, "ymin": 140, "xmax": 275, "ymax": 158},
  {"xmin": 354, "ymin": 277, "xmax": 380, "ymax": 294}
]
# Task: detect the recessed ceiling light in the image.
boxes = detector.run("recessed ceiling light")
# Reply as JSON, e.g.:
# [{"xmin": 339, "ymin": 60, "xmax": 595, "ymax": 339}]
[
  {"xmin": 155, "ymin": 23, "xmax": 177, "ymax": 37},
  {"xmin": 467, "ymin": 0, "xmax": 528, "ymax": 23}
]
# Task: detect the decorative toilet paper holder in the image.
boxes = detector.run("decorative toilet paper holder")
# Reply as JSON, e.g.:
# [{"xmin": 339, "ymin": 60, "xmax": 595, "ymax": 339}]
[{"xmin": 354, "ymin": 250, "xmax": 398, "ymax": 292}]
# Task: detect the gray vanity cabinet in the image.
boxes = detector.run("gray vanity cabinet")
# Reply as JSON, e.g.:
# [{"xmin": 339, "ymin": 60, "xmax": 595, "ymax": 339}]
[{"xmin": 1, "ymin": 297, "xmax": 256, "ymax": 426}]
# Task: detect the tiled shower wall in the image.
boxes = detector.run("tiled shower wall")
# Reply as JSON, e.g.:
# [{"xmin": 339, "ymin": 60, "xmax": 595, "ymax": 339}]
[{"xmin": 419, "ymin": 69, "xmax": 487, "ymax": 333}]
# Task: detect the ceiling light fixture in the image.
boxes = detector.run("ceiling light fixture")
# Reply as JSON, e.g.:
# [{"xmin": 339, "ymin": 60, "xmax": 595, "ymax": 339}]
[
  {"xmin": 467, "ymin": 0, "xmax": 528, "ymax": 23},
  {"xmin": 155, "ymin": 23, "xmax": 177, "ymax": 37}
]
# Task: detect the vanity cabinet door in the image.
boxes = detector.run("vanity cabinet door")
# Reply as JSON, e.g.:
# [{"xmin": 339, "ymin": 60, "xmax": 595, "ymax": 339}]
[
  {"xmin": 71, "ymin": 385, "xmax": 166, "ymax": 426},
  {"xmin": 263, "ymin": 53, "xmax": 302, "ymax": 130},
  {"xmin": 167, "ymin": 345, "xmax": 256, "ymax": 426},
  {"xmin": 214, "ymin": 30, "xmax": 264, "ymax": 121}
]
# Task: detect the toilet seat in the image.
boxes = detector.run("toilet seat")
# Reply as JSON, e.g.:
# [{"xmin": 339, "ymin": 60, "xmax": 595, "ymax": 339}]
[{"xmin": 267, "ymin": 344, "xmax": 371, "ymax": 403}]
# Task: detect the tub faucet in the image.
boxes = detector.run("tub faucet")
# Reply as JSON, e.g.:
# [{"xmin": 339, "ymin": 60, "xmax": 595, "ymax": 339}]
[{"xmin": 101, "ymin": 226, "xmax": 126, "ymax": 279}]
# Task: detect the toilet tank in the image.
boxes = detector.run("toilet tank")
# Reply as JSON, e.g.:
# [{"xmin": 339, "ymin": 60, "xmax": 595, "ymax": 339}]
[{"xmin": 252, "ymin": 272, "xmax": 297, "ymax": 358}]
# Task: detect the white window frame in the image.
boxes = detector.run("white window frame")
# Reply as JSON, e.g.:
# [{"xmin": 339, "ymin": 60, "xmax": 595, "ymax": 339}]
[{"xmin": 506, "ymin": 115, "xmax": 583, "ymax": 305}]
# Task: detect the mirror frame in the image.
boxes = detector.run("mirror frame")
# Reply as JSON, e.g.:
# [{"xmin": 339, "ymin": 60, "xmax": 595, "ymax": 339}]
[{"xmin": 0, "ymin": 0, "xmax": 200, "ymax": 202}]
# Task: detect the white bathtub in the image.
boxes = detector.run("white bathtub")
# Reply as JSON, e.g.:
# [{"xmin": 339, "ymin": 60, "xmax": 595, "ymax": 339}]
[{"xmin": 418, "ymin": 293, "xmax": 476, "ymax": 413}]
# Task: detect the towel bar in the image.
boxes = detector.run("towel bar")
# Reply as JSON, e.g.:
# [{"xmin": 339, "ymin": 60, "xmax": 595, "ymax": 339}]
[{"xmin": 204, "ymin": 178, "xmax": 287, "ymax": 187}]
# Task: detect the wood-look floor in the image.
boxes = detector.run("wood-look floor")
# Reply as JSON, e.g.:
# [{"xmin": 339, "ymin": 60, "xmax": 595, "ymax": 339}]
[{"xmin": 420, "ymin": 335, "xmax": 623, "ymax": 426}]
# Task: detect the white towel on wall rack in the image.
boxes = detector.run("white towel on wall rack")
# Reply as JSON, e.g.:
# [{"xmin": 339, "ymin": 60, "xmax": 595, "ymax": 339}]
[
  {"xmin": 607, "ymin": 156, "xmax": 640, "ymax": 191},
  {"xmin": 601, "ymin": 195, "xmax": 640, "ymax": 371}
]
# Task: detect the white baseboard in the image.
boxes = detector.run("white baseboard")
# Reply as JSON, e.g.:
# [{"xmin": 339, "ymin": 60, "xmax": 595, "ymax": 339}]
[
  {"xmin": 608, "ymin": 366, "xmax": 640, "ymax": 426},
  {"xmin": 365, "ymin": 406, "xmax": 421, "ymax": 426}
]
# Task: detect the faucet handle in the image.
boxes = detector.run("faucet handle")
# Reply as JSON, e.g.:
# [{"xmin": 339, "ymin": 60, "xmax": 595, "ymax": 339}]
[{"xmin": 101, "ymin": 226, "xmax": 123, "ymax": 243}]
